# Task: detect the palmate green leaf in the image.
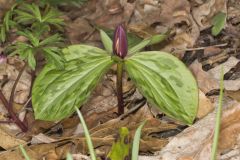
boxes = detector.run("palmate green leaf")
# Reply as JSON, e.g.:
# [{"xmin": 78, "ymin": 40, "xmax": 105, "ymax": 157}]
[
  {"xmin": 39, "ymin": 33, "xmax": 62, "ymax": 46},
  {"xmin": 43, "ymin": 47, "xmax": 64, "ymax": 69},
  {"xmin": 0, "ymin": 26, "xmax": 6, "ymax": 42},
  {"xmin": 31, "ymin": 4, "xmax": 42, "ymax": 22},
  {"xmin": 32, "ymin": 45, "xmax": 113, "ymax": 121},
  {"xmin": 125, "ymin": 52, "xmax": 198, "ymax": 124},
  {"xmin": 17, "ymin": 30, "xmax": 39, "ymax": 47},
  {"xmin": 42, "ymin": 8, "xmax": 64, "ymax": 25},
  {"xmin": 27, "ymin": 49, "xmax": 36, "ymax": 70},
  {"xmin": 16, "ymin": 3, "xmax": 42, "ymax": 22},
  {"xmin": 14, "ymin": 9, "xmax": 35, "ymax": 23},
  {"xmin": 4, "ymin": 11, "xmax": 11, "ymax": 31}
]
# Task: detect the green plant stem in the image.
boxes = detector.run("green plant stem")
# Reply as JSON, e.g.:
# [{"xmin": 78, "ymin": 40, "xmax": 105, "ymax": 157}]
[
  {"xmin": 211, "ymin": 66, "xmax": 224, "ymax": 160},
  {"xmin": 117, "ymin": 62, "xmax": 124, "ymax": 115}
]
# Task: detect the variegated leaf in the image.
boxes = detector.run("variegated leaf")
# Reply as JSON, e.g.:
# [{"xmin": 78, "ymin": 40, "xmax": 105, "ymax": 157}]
[{"xmin": 32, "ymin": 45, "xmax": 113, "ymax": 121}]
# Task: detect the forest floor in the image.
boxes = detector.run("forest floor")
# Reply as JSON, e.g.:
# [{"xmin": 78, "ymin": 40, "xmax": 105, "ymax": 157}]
[{"xmin": 0, "ymin": 0, "xmax": 240, "ymax": 160}]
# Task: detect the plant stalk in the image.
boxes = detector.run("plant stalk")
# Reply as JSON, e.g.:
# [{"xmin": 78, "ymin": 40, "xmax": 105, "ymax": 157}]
[
  {"xmin": 0, "ymin": 91, "xmax": 28, "ymax": 132},
  {"xmin": 0, "ymin": 62, "xmax": 28, "ymax": 132},
  {"xmin": 9, "ymin": 62, "xmax": 27, "ymax": 109},
  {"xmin": 117, "ymin": 62, "xmax": 124, "ymax": 115}
]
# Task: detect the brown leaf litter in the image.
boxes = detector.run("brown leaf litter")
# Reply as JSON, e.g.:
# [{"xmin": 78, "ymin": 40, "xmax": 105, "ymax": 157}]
[{"xmin": 0, "ymin": 0, "xmax": 240, "ymax": 159}]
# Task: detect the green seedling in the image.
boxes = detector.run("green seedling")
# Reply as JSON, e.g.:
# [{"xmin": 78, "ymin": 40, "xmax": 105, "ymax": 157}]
[
  {"xmin": 211, "ymin": 12, "xmax": 227, "ymax": 36},
  {"xmin": 107, "ymin": 127, "xmax": 130, "ymax": 160},
  {"xmin": 0, "ymin": 1, "xmax": 65, "ymax": 132}
]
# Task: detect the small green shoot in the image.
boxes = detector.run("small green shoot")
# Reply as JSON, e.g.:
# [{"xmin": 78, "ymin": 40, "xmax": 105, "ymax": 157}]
[
  {"xmin": 211, "ymin": 12, "xmax": 227, "ymax": 36},
  {"xmin": 75, "ymin": 106, "xmax": 96, "ymax": 160},
  {"xmin": 0, "ymin": 4, "xmax": 17, "ymax": 42},
  {"xmin": 19, "ymin": 144, "xmax": 30, "ymax": 160},
  {"xmin": 14, "ymin": 3, "xmax": 64, "ymax": 33},
  {"xmin": 8, "ymin": 30, "xmax": 64, "ymax": 70},
  {"xmin": 0, "ymin": 2, "xmax": 65, "ymax": 70},
  {"xmin": 66, "ymin": 153, "xmax": 73, "ymax": 160},
  {"xmin": 106, "ymin": 127, "xmax": 130, "ymax": 160},
  {"xmin": 132, "ymin": 120, "xmax": 146, "ymax": 160},
  {"xmin": 211, "ymin": 66, "xmax": 224, "ymax": 160}
]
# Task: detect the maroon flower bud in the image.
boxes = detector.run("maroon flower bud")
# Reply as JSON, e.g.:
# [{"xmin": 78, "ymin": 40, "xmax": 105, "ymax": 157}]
[{"xmin": 113, "ymin": 25, "xmax": 128, "ymax": 59}]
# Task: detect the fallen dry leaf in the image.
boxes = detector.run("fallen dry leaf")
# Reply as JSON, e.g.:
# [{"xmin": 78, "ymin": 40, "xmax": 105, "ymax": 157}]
[
  {"xmin": 130, "ymin": 0, "xmax": 200, "ymax": 55},
  {"xmin": 208, "ymin": 56, "xmax": 240, "ymax": 91},
  {"xmin": 225, "ymin": 90, "xmax": 240, "ymax": 102},
  {"xmin": 192, "ymin": 0, "xmax": 227, "ymax": 30},
  {"xmin": 189, "ymin": 60, "xmax": 219, "ymax": 93},
  {"xmin": 66, "ymin": 18, "xmax": 95, "ymax": 44},
  {"xmin": 0, "ymin": 127, "xmax": 26, "ymax": 150},
  {"xmin": 0, "ymin": 57, "xmax": 31, "ymax": 109},
  {"xmin": 197, "ymin": 90, "xmax": 214, "ymax": 119},
  {"xmin": 31, "ymin": 133, "xmax": 58, "ymax": 144},
  {"xmin": 154, "ymin": 100, "xmax": 240, "ymax": 160}
]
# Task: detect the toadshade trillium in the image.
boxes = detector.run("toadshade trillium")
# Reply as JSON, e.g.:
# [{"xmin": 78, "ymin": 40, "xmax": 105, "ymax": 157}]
[{"xmin": 32, "ymin": 24, "xmax": 198, "ymax": 125}]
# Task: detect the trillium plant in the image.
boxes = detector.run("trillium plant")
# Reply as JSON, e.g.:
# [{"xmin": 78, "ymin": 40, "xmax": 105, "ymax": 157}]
[{"xmin": 32, "ymin": 25, "xmax": 198, "ymax": 125}]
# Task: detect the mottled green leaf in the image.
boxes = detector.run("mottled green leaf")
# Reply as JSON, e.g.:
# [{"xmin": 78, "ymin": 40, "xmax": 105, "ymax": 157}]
[
  {"xmin": 125, "ymin": 52, "xmax": 198, "ymax": 124},
  {"xmin": 211, "ymin": 12, "xmax": 226, "ymax": 36},
  {"xmin": 32, "ymin": 45, "xmax": 113, "ymax": 121},
  {"xmin": 107, "ymin": 127, "xmax": 130, "ymax": 160}
]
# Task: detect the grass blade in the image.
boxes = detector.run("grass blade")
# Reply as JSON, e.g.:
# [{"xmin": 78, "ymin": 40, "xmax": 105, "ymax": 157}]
[
  {"xmin": 132, "ymin": 120, "xmax": 147, "ymax": 160},
  {"xmin": 75, "ymin": 106, "xmax": 96, "ymax": 160},
  {"xmin": 211, "ymin": 66, "xmax": 224, "ymax": 160},
  {"xmin": 19, "ymin": 145, "xmax": 30, "ymax": 160}
]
